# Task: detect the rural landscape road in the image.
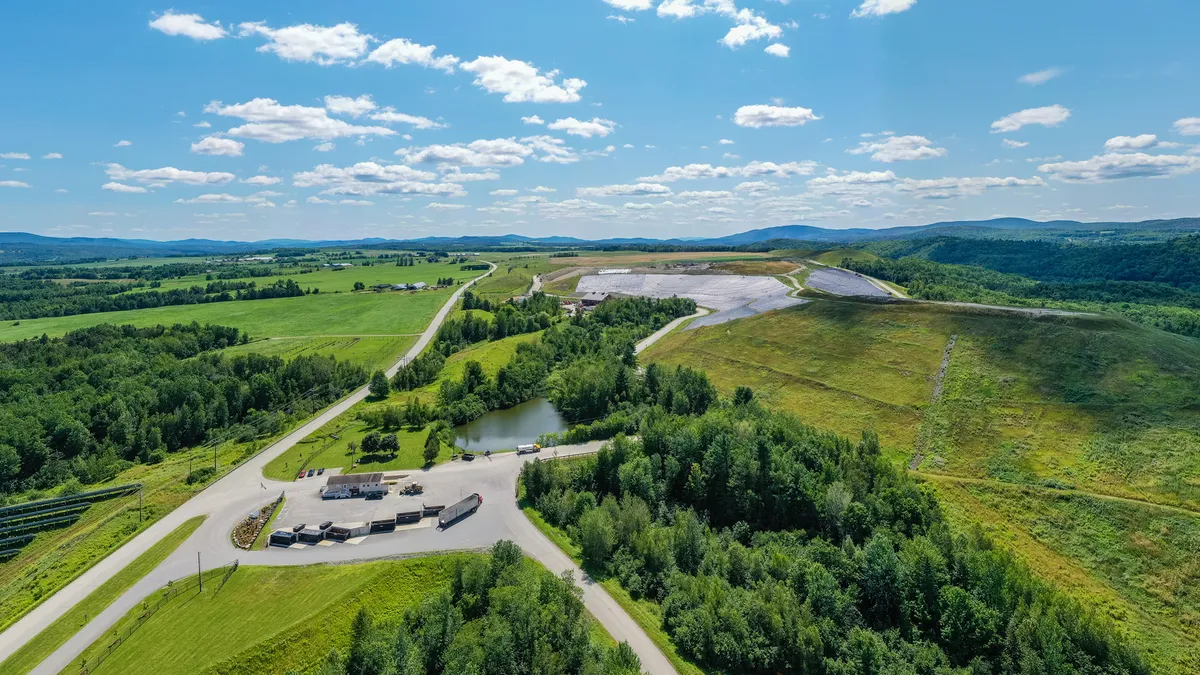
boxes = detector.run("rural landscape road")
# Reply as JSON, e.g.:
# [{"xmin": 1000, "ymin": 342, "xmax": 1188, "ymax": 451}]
[{"xmin": 5, "ymin": 262, "xmax": 681, "ymax": 675}]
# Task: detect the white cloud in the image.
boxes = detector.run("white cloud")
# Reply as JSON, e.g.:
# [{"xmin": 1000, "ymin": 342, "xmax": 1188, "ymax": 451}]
[
  {"xmin": 105, "ymin": 163, "xmax": 235, "ymax": 186},
  {"xmin": 0, "ymin": 152, "xmax": 30, "ymax": 160},
  {"xmin": 990, "ymin": 104, "xmax": 1070, "ymax": 133},
  {"xmin": 242, "ymin": 175, "xmax": 281, "ymax": 186},
  {"xmin": 440, "ymin": 169, "xmax": 501, "ymax": 182},
  {"xmin": 677, "ymin": 190, "xmax": 735, "ymax": 200},
  {"xmin": 366, "ymin": 38, "xmax": 459, "ymax": 73},
  {"xmin": 55, "ymin": 188, "xmax": 68, "ymax": 194},
  {"xmin": 895, "ymin": 175, "xmax": 1045, "ymax": 199},
  {"xmin": 808, "ymin": 170, "xmax": 897, "ymax": 193},
  {"xmin": 624, "ymin": 202, "xmax": 657, "ymax": 210},
  {"xmin": 174, "ymin": 193, "xmax": 276, "ymax": 205},
  {"xmin": 522, "ymin": 115, "xmax": 545, "ymax": 125},
  {"xmin": 547, "ymin": 117, "xmax": 616, "ymax": 138},
  {"xmin": 324, "ymin": 95, "xmax": 377, "ymax": 118},
  {"xmin": 194, "ymin": 121, "xmax": 211, "ymax": 129},
  {"xmin": 368, "ymin": 108, "xmax": 445, "ymax": 129},
  {"xmin": 460, "ymin": 56, "xmax": 586, "ymax": 103},
  {"xmin": 400, "ymin": 138, "xmax": 533, "ymax": 167},
  {"xmin": 239, "ymin": 21, "xmax": 369, "ymax": 65},
  {"xmin": 314, "ymin": 143, "xmax": 336, "ymax": 153},
  {"xmin": 1002, "ymin": 139, "xmax": 1029, "ymax": 149},
  {"xmin": 1104, "ymin": 134, "xmax": 1158, "ymax": 152},
  {"xmin": 0, "ymin": 180, "xmax": 30, "ymax": 188},
  {"xmin": 733, "ymin": 104, "xmax": 821, "ymax": 128},
  {"xmin": 293, "ymin": 161, "xmax": 464, "ymax": 198},
  {"xmin": 88, "ymin": 212, "xmax": 119, "ymax": 217},
  {"xmin": 641, "ymin": 159, "xmax": 816, "ymax": 182},
  {"xmin": 149, "ymin": 11, "xmax": 227, "ymax": 41},
  {"xmin": 191, "ymin": 136, "xmax": 245, "ymax": 157},
  {"xmin": 718, "ymin": 139, "xmax": 735, "ymax": 145},
  {"xmin": 848, "ymin": 135, "xmax": 946, "ymax": 162},
  {"xmin": 608, "ymin": 15, "xmax": 636, "ymax": 23},
  {"xmin": 1039, "ymin": 152, "xmax": 1200, "ymax": 183},
  {"xmin": 603, "ymin": 0, "xmax": 654, "ymax": 9},
  {"xmin": 101, "ymin": 182, "xmax": 148, "ymax": 193},
  {"xmin": 530, "ymin": 186, "xmax": 557, "ymax": 192},
  {"xmin": 764, "ymin": 43, "xmax": 790, "ymax": 57},
  {"xmin": 721, "ymin": 12, "xmax": 783, "ymax": 48},
  {"xmin": 115, "ymin": 140, "xmax": 132, "ymax": 147},
  {"xmin": 42, "ymin": 152, "xmax": 63, "ymax": 159},
  {"xmin": 577, "ymin": 183, "xmax": 672, "ymax": 197},
  {"xmin": 1018, "ymin": 67, "xmax": 1066, "ymax": 86},
  {"xmin": 734, "ymin": 181, "xmax": 774, "ymax": 193},
  {"xmin": 490, "ymin": 189, "xmax": 519, "ymax": 196},
  {"xmin": 1173, "ymin": 118, "xmax": 1200, "ymax": 136},
  {"xmin": 427, "ymin": 202, "xmax": 467, "ymax": 210},
  {"xmin": 851, "ymin": 0, "xmax": 917, "ymax": 18},
  {"xmin": 521, "ymin": 135, "xmax": 579, "ymax": 164},
  {"xmin": 205, "ymin": 98, "xmax": 396, "ymax": 143}
]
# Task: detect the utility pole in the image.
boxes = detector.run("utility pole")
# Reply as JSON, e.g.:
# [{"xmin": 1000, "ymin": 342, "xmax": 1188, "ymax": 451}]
[{"xmin": 197, "ymin": 552, "xmax": 203, "ymax": 593}]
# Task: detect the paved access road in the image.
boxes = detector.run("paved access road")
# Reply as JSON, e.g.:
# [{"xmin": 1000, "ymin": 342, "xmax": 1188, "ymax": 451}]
[{"xmin": 6, "ymin": 262, "xmax": 681, "ymax": 675}]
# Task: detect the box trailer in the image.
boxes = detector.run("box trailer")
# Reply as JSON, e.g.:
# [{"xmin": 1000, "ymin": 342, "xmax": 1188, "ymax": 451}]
[{"xmin": 438, "ymin": 493, "xmax": 482, "ymax": 528}]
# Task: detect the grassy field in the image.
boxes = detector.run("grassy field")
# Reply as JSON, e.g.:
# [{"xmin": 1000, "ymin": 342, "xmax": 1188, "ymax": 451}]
[
  {"xmin": 0, "ymin": 438, "xmax": 270, "ymax": 631},
  {"xmin": 0, "ymin": 287, "xmax": 454, "ymax": 342},
  {"xmin": 471, "ymin": 255, "xmax": 553, "ymax": 302},
  {"xmin": 811, "ymin": 248, "xmax": 880, "ymax": 266},
  {"xmin": 70, "ymin": 555, "xmax": 468, "ymax": 675},
  {"xmin": 0, "ymin": 516, "xmax": 205, "ymax": 675},
  {"xmin": 547, "ymin": 251, "xmax": 773, "ymax": 267},
  {"xmin": 220, "ymin": 335, "xmax": 417, "ymax": 374},
  {"xmin": 643, "ymin": 297, "xmax": 1200, "ymax": 671},
  {"xmin": 261, "ymin": 331, "xmax": 543, "ymax": 481},
  {"xmin": 710, "ymin": 260, "xmax": 801, "ymax": 276},
  {"xmin": 130, "ymin": 259, "xmax": 475, "ymax": 295}
]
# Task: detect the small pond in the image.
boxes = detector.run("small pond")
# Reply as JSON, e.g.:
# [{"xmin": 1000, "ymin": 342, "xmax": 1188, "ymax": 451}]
[{"xmin": 454, "ymin": 397, "xmax": 568, "ymax": 453}]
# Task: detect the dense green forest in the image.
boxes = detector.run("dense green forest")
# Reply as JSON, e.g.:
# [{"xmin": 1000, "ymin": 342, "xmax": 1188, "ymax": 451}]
[
  {"xmin": 0, "ymin": 323, "xmax": 366, "ymax": 497},
  {"xmin": 300, "ymin": 541, "xmax": 642, "ymax": 675},
  {"xmin": 844, "ymin": 236, "xmax": 1200, "ymax": 337},
  {"xmin": 522, "ymin": 402, "xmax": 1148, "ymax": 675}
]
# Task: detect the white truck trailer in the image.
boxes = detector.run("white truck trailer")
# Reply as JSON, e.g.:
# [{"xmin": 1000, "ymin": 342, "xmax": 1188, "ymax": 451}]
[{"xmin": 437, "ymin": 493, "xmax": 482, "ymax": 528}]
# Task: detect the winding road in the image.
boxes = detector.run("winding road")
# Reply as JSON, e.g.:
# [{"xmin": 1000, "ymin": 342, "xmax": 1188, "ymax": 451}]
[{"xmin": 1, "ymin": 262, "xmax": 681, "ymax": 675}]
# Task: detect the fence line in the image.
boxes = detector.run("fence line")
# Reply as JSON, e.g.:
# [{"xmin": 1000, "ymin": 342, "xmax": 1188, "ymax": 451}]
[{"xmin": 76, "ymin": 559, "xmax": 238, "ymax": 675}]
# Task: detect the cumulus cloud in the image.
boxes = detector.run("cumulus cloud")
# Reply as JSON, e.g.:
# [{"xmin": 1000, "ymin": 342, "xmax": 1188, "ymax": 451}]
[
  {"xmin": 194, "ymin": 121, "xmax": 212, "ymax": 128},
  {"xmin": 242, "ymin": 175, "xmax": 281, "ymax": 186},
  {"xmin": 608, "ymin": 15, "xmax": 636, "ymax": 23},
  {"xmin": 42, "ymin": 153, "xmax": 63, "ymax": 159},
  {"xmin": 239, "ymin": 21, "xmax": 369, "ymax": 65},
  {"xmin": 734, "ymin": 181, "xmax": 775, "ymax": 193},
  {"xmin": 641, "ymin": 159, "xmax": 816, "ymax": 182},
  {"xmin": 149, "ymin": 11, "xmax": 226, "ymax": 40},
  {"xmin": 895, "ymin": 175, "xmax": 1045, "ymax": 199},
  {"xmin": 191, "ymin": 136, "xmax": 245, "ymax": 157},
  {"xmin": 577, "ymin": 183, "xmax": 672, "ymax": 197},
  {"xmin": 676, "ymin": 190, "xmax": 735, "ymax": 199},
  {"xmin": 733, "ymin": 104, "xmax": 821, "ymax": 128},
  {"xmin": 205, "ymin": 98, "xmax": 395, "ymax": 143},
  {"xmin": 521, "ymin": 135, "xmax": 579, "ymax": 164},
  {"xmin": 368, "ymin": 108, "xmax": 445, "ymax": 129},
  {"xmin": 490, "ymin": 189, "xmax": 519, "ymax": 196},
  {"xmin": 399, "ymin": 138, "xmax": 533, "ymax": 167},
  {"xmin": 1018, "ymin": 67, "xmax": 1066, "ymax": 86},
  {"xmin": 990, "ymin": 105, "xmax": 1070, "ymax": 133},
  {"xmin": 314, "ymin": 142, "xmax": 335, "ymax": 152},
  {"xmin": 847, "ymin": 135, "xmax": 946, "ymax": 162},
  {"xmin": 426, "ymin": 202, "xmax": 467, "ymax": 210},
  {"xmin": 1173, "ymin": 118, "xmax": 1200, "ymax": 136},
  {"xmin": 808, "ymin": 170, "xmax": 897, "ymax": 193},
  {"xmin": 547, "ymin": 117, "xmax": 616, "ymax": 138},
  {"xmin": 324, "ymin": 95, "xmax": 377, "ymax": 117},
  {"xmin": 106, "ymin": 163, "xmax": 235, "ymax": 186},
  {"xmin": 460, "ymin": 56, "xmax": 586, "ymax": 103},
  {"xmin": 851, "ymin": 0, "xmax": 917, "ymax": 18},
  {"xmin": 292, "ymin": 161, "xmax": 464, "ymax": 197},
  {"xmin": 0, "ymin": 152, "xmax": 30, "ymax": 160},
  {"xmin": 0, "ymin": 180, "xmax": 31, "ymax": 188},
  {"xmin": 440, "ymin": 169, "xmax": 501, "ymax": 182},
  {"xmin": 603, "ymin": 0, "xmax": 654, "ymax": 9},
  {"xmin": 530, "ymin": 186, "xmax": 557, "ymax": 192},
  {"xmin": 764, "ymin": 43, "xmax": 790, "ymax": 57},
  {"xmin": 1039, "ymin": 153, "xmax": 1200, "ymax": 183},
  {"xmin": 101, "ymin": 182, "xmax": 149, "ymax": 193},
  {"xmin": 1104, "ymin": 134, "xmax": 1158, "ymax": 152},
  {"xmin": 721, "ymin": 13, "xmax": 783, "ymax": 48},
  {"xmin": 1002, "ymin": 139, "xmax": 1029, "ymax": 149},
  {"xmin": 115, "ymin": 140, "xmax": 132, "ymax": 147},
  {"xmin": 365, "ymin": 38, "xmax": 459, "ymax": 73},
  {"xmin": 522, "ymin": 115, "xmax": 545, "ymax": 125},
  {"xmin": 174, "ymin": 192, "xmax": 276, "ymax": 205}
]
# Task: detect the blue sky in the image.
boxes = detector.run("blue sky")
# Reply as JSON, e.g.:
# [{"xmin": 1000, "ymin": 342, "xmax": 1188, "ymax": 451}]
[{"xmin": 2, "ymin": 0, "xmax": 1199, "ymax": 241}]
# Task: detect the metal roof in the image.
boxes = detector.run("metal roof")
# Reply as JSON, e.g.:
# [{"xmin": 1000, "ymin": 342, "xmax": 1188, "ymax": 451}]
[{"xmin": 326, "ymin": 472, "xmax": 384, "ymax": 486}]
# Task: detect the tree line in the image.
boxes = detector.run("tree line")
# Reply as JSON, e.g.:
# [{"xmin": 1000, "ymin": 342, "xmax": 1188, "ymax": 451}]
[
  {"xmin": 294, "ymin": 541, "xmax": 641, "ymax": 675},
  {"xmin": 521, "ymin": 401, "xmax": 1148, "ymax": 675},
  {"xmin": 0, "ymin": 323, "xmax": 366, "ymax": 497}
]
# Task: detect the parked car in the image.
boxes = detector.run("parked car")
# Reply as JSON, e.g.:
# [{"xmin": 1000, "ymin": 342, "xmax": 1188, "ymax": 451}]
[
  {"xmin": 461, "ymin": 452, "xmax": 476, "ymax": 462},
  {"xmin": 317, "ymin": 467, "xmax": 325, "ymax": 475},
  {"xmin": 365, "ymin": 491, "xmax": 384, "ymax": 501},
  {"xmin": 297, "ymin": 471, "xmax": 306, "ymax": 480},
  {"xmin": 306, "ymin": 468, "xmax": 315, "ymax": 478}
]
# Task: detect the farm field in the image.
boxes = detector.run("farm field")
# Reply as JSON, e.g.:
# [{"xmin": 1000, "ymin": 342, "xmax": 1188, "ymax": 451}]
[
  {"xmin": 125, "ymin": 259, "xmax": 476, "ymax": 295},
  {"xmin": 0, "ymin": 286, "xmax": 454, "ymax": 342},
  {"xmin": 261, "ymin": 331, "xmax": 543, "ymax": 480},
  {"xmin": 66, "ymin": 555, "xmax": 467, "ymax": 675},
  {"xmin": 470, "ymin": 255, "xmax": 553, "ymax": 302},
  {"xmin": 0, "ymin": 516, "xmax": 205, "ymax": 675},
  {"xmin": 220, "ymin": 335, "xmax": 417, "ymax": 374}
]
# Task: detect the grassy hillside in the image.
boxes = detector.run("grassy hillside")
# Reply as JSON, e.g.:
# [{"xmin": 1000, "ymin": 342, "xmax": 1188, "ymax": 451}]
[
  {"xmin": 642, "ymin": 298, "xmax": 1200, "ymax": 672},
  {"xmin": 811, "ymin": 248, "xmax": 880, "ymax": 266}
]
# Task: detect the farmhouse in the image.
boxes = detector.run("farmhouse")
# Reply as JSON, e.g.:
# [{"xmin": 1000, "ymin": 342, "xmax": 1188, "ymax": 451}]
[{"xmin": 325, "ymin": 472, "xmax": 386, "ymax": 496}]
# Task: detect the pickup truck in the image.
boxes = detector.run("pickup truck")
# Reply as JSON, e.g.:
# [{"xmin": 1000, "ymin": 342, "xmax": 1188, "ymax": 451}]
[{"xmin": 437, "ymin": 493, "xmax": 482, "ymax": 528}]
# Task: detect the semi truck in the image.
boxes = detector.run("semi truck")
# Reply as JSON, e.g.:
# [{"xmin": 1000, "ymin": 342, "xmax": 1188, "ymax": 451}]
[{"xmin": 437, "ymin": 493, "xmax": 482, "ymax": 528}]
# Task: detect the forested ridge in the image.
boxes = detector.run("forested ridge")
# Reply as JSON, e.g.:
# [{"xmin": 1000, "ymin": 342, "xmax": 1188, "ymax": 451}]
[
  {"xmin": 0, "ymin": 323, "xmax": 366, "ymax": 497},
  {"xmin": 522, "ymin": 401, "xmax": 1148, "ymax": 675}
]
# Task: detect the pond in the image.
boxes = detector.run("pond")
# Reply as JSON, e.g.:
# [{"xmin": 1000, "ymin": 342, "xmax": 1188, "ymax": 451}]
[{"xmin": 454, "ymin": 397, "xmax": 569, "ymax": 453}]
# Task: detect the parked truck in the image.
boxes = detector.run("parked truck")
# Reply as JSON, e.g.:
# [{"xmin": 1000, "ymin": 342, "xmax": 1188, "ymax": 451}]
[
  {"xmin": 516, "ymin": 444, "xmax": 541, "ymax": 455},
  {"xmin": 437, "ymin": 493, "xmax": 482, "ymax": 528}
]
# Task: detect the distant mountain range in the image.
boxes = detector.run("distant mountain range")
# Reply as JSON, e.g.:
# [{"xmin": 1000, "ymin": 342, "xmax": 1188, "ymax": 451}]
[{"xmin": 2, "ymin": 217, "xmax": 1198, "ymax": 264}]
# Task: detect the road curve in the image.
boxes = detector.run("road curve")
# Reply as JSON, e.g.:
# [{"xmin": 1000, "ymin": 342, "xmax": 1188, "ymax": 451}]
[
  {"xmin": 0, "ymin": 264, "xmax": 494, "ymax": 670},
  {"xmin": 635, "ymin": 308, "xmax": 708, "ymax": 355}
]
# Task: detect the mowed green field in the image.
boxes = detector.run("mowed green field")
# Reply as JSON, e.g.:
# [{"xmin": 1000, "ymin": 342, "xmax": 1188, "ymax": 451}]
[
  {"xmin": 129, "ymin": 259, "xmax": 477, "ymax": 294},
  {"xmin": 69, "ymin": 556, "xmax": 468, "ymax": 675},
  {"xmin": 220, "ymin": 335, "xmax": 417, "ymax": 374},
  {"xmin": 0, "ymin": 287, "xmax": 454, "ymax": 342},
  {"xmin": 643, "ymin": 297, "xmax": 1200, "ymax": 673}
]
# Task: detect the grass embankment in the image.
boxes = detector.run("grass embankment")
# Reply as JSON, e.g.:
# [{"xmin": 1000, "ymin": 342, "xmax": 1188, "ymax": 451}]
[
  {"xmin": 0, "ymin": 439, "xmax": 268, "ymax": 631},
  {"xmin": 67, "ymin": 555, "xmax": 469, "ymax": 675},
  {"xmin": 0, "ymin": 286, "xmax": 454, "ymax": 343},
  {"xmin": 811, "ymin": 248, "xmax": 880, "ymax": 266},
  {"xmin": 261, "ymin": 331, "xmax": 544, "ymax": 480},
  {"xmin": 0, "ymin": 517, "xmax": 206, "ymax": 675}
]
